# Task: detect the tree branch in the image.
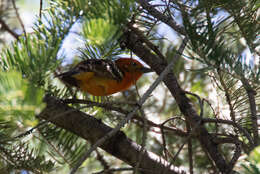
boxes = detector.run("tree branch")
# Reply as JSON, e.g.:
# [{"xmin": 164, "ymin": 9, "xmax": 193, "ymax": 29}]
[
  {"xmin": 120, "ymin": 25, "xmax": 235, "ymax": 174},
  {"xmin": 202, "ymin": 118, "xmax": 253, "ymax": 147},
  {"xmin": 38, "ymin": 95, "xmax": 184, "ymax": 174},
  {"xmin": 0, "ymin": 18, "xmax": 19, "ymax": 40},
  {"xmin": 58, "ymin": 98, "xmax": 189, "ymax": 137},
  {"xmin": 138, "ymin": 0, "xmax": 186, "ymax": 35},
  {"xmin": 39, "ymin": 0, "xmax": 43, "ymax": 19},
  {"xmin": 12, "ymin": 0, "xmax": 26, "ymax": 37}
]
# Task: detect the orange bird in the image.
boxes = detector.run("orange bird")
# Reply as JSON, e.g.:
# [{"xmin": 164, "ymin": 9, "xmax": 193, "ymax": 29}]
[{"xmin": 56, "ymin": 58, "xmax": 153, "ymax": 96}]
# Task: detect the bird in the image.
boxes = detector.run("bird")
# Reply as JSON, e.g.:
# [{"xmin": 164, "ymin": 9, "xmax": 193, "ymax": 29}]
[{"xmin": 56, "ymin": 58, "xmax": 153, "ymax": 96}]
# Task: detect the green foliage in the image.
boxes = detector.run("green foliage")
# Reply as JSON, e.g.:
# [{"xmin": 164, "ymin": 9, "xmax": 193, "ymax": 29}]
[
  {"xmin": 82, "ymin": 18, "xmax": 118, "ymax": 46},
  {"xmin": 2, "ymin": 37, "xmax": 59, "ymax": 87},
  {"xmin": 182, "ymin": 0, "xmax": 260, "ymax": 147},
  {"xmin": 0, "ymin": 0, "xmax": 258, "ymax": 173},
  {"xmin": 242, "ymin": 163, "xmax": 260, "ymax": 174},
  {"xmin": 0, "ymin": 141, "xmax": 54, "ymax": 173},
  {"xmin": 1, "ymin": 0, "xmax": 81, "ymax": 88},
  {"xmin": 135, "ymin": 0, "xmax": 259, "ymax": 173},
  {"xmin": 81, "ymin": 0, "xmax": 135, "ymax": 25},
  {"xmin": 0, "ymin": 70, "xmax": 43, "ymax": 125},
  {"xmin": 183, "ymin": 0, "xmax": 259, "ymax": 79},
  {"xmin": 78, "ymin": 42, "xmax": 126, "ymax": 61},
  {"xmin": 38, "ymin": 124, "xmax": 87, "ymax": 166},
  {"xmin": 0, "ymin": 70, "xmax": 51, "ymax": 173},
  {"xmin": 81, "ymin": 0, "xmax": 135, "ymax": 44},
  {"xmin": 0, "ymin": 0, "xmax": 137, "ymax": 173},
  {"xmin": 242, "ymin": 146, "xmax": 260, "ymax": 174}
]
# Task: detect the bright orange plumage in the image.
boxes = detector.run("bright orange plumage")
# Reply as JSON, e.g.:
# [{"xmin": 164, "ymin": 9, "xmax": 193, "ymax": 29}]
[{"xmin": 56, "ymin": 58, "xmax": 152, "ymax": 96}]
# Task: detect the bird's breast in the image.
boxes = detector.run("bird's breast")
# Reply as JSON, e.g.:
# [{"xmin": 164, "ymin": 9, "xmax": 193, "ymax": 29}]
[{"xmin": 72, "ymin": 72, "xmax": 142, "ymax": 96}]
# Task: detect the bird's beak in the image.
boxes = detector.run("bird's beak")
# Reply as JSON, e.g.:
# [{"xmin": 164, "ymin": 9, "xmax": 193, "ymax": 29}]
[{"xmin": 139, "ymin": 67, "xmax": 153, "ymax": 73}]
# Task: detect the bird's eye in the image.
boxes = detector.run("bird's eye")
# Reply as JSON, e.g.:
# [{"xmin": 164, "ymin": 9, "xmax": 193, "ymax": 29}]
[{"xmin": 131, "ymin": 62, "xmax": 138, "ymax": 66}]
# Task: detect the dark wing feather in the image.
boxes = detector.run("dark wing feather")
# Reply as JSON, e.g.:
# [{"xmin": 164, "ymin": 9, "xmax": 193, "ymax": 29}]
[
  {"xmin": 56, "ymin": 59, "xmax": 124, "ymax": 87},
  {"xmin": 73, "ymin": 59, "xmax": 124, "ymax": 81},
  {"xmin": 55, "ymin": 70, "xmax": 80, "ymax": 87}
]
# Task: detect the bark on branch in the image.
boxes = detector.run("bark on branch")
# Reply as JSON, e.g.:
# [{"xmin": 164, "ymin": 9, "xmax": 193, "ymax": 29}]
[{"xmin": 38, "ymin": 95, "xmax": 184, "ymax": 174}]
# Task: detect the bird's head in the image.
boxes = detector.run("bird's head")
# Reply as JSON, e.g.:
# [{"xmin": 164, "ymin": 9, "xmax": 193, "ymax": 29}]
[{"xmin": 115, "ymin": 58, "xmax": 153, "ymax": 76}]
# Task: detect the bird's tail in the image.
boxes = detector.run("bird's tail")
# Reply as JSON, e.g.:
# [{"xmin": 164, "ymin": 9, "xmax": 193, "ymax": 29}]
[{"xmin": 55, "ymin": 71, "xmax": 79, "ymax": 88}]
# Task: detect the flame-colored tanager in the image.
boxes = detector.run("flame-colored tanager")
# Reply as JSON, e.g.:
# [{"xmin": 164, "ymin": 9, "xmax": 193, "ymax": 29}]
[{"xmin": 57, "ymin": 58, "xmax": 153, "ymax": 96}]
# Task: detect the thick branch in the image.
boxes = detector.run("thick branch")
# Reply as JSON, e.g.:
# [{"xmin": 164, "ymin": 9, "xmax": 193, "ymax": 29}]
[
  {"xmin": 37, "ymin": 96, "xmax": 184, "ymax": 174},
  {"xmin": 120, "ymin": 27, "xmax": 234, "ymax": 174}
]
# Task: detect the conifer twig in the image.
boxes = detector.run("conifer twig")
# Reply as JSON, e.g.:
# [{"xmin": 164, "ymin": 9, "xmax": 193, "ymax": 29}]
[
  {"xmin": 95, "ymin": 149, "xmax": 111, "ymax": 174},
  {"xmin": 39, "ymin": 0, "xmax": 43, "ymax": 19},
  {"xmin": 0, "ymin": 18, "xmax": 19, "ymax": 40},
  {"xmin": 133, "ymin": 109, "xmax": 147, "ymax": 174},
  {"xmin": 240, "ymin": 77, "xmax": 258, "ymax": 147},
  {"xmin": 12, "ymin": 0, "xmax": 26, "ymax": 37},
  {"xmin": 92, "ymin": 167, "xmax": 133, "ymax": 174},
  {"xmin": 138, "ymin": 0, "xmax": 186, "ymax": 35}
]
